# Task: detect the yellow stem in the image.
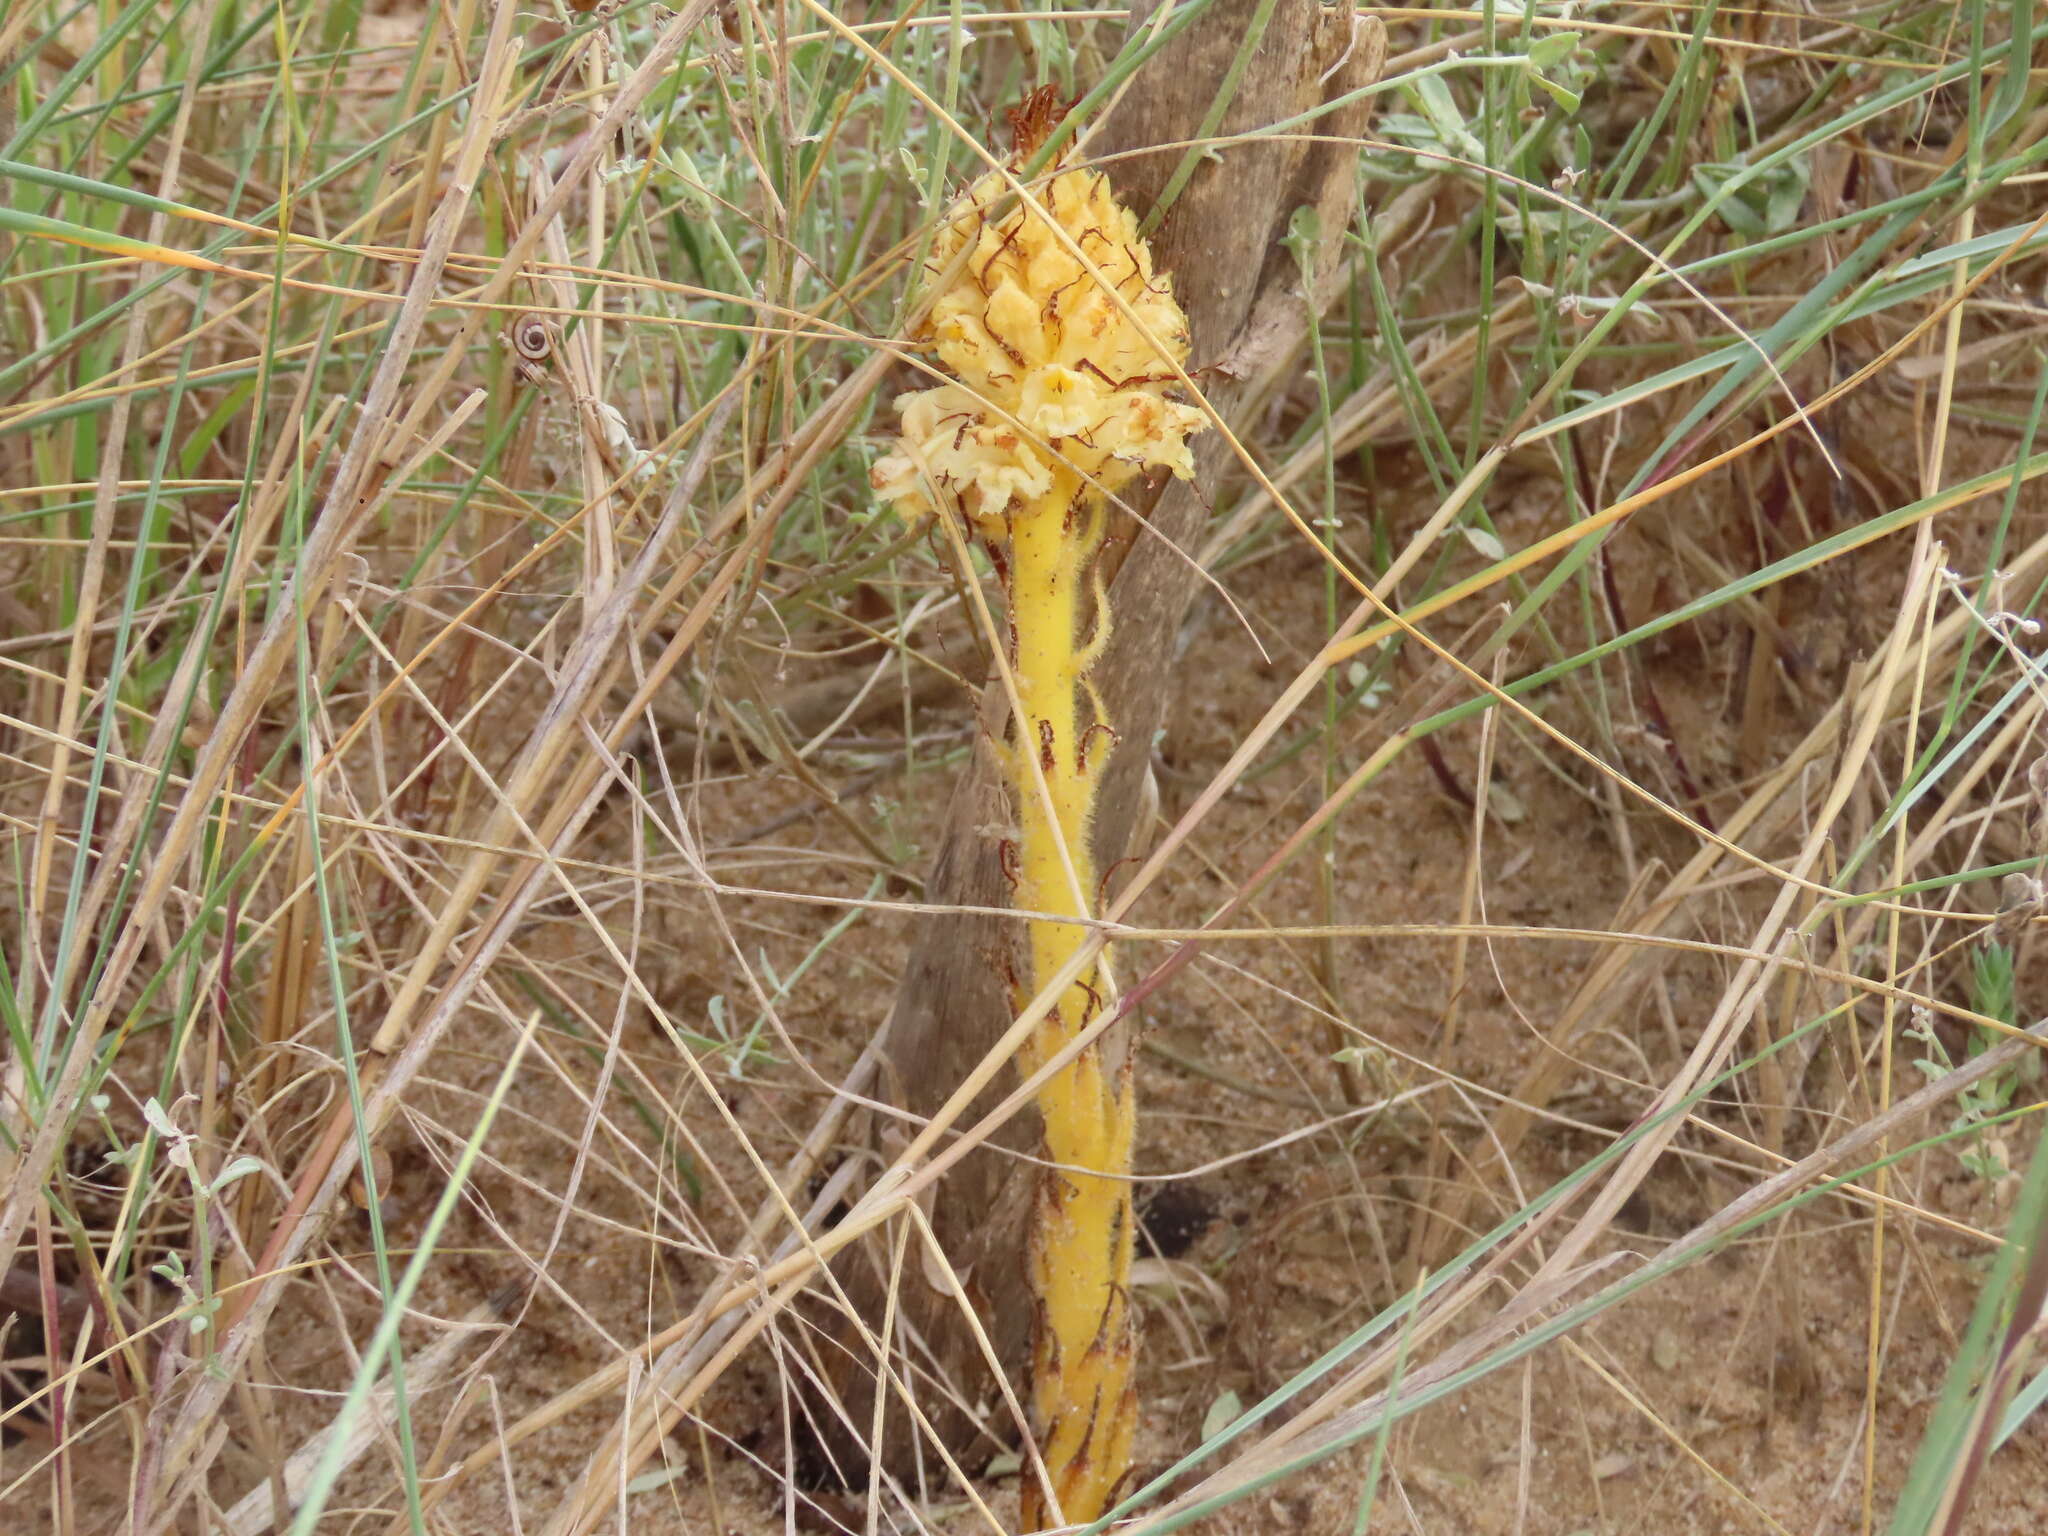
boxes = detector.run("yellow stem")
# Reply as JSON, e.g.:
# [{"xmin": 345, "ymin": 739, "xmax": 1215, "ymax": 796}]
[{"xmin": 1007, "ymin": 485, "xmax": 1136, "ymax": 1527}]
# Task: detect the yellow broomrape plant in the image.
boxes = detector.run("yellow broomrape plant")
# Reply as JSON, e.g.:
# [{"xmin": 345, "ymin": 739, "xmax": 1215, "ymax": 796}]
[{"xmin": 872, "ymin": 93, "xmax": 1207, "ymax": 1525}]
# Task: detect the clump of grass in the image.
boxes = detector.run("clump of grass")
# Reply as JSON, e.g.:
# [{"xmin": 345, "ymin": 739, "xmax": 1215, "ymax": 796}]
[{"xmin": 9, "ymin": 2, "xmax": 2048, "ymax": 1534}]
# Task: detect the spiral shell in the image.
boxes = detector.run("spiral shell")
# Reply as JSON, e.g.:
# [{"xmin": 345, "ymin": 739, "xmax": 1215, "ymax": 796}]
[{"xmin": 509, "ymin": 311, "xmax": 554, "ymax": 384}]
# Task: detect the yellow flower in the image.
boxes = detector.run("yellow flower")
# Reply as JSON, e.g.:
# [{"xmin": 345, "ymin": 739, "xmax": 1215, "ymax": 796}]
[
  {"xmin": 874, "ymin": 147, "xmax": 1205, "ymax": 533},
  {"xmin": 871, "ymin": 100, "xmax": 1205, "ymax": 1525}
]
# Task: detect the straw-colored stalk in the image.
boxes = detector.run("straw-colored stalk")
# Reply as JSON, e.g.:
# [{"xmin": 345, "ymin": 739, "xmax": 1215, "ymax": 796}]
[{"xmin": 873, "ymin": 94, "xmax": 1206, "ymax": 1525}]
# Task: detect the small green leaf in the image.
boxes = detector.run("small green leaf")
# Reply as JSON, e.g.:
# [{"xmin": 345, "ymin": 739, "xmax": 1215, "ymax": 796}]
[
  {"xmin": 1406, "ymin": 74, "xmax": 1485, "ymax": 161},
  {"xmin": 1202, "ymin": 1388, "xmax": 1243, "ymax": 1443},
  {"xmin": 209, "ymin": 1156, "xmax": 268, "ymax": 1196},
  {"xmin": 1282, "ymin": 203, "xmax": 1322, "ymax": 271},
  {"xmin": 1972, "ymin": 941, "xmax": 2015, "ymax": 1025},
  {"xmin": 1461, "ymin": 524, "xmax": 1506, "ymax": 561},
  {"xmin": 1690, "ymin": 157, "xmax": 1812, "ymax": 238}
]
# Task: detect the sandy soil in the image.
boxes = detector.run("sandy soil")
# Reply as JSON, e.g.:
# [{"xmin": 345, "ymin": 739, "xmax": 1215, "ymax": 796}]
[{"xmin": 122, "ymin": 428, "xmax": 2039, "ymax": 1536}]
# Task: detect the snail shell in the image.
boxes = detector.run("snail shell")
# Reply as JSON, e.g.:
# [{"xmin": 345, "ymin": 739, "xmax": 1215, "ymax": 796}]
[{"xmin": 509, "ymin": 312, "xmax": 554, "ymax": 384}]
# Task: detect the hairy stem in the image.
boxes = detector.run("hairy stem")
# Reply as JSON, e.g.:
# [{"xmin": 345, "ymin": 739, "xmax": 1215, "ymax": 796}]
[{"xmin": 1008, "ymin": 486, "xmax": 1136, "ymax": 1525}]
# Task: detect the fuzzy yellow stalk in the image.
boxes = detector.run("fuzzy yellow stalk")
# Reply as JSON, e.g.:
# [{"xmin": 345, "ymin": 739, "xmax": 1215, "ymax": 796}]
[{"xmin": 872, "ymin": 93, "xmax": 1206, "ymax": 1526}]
